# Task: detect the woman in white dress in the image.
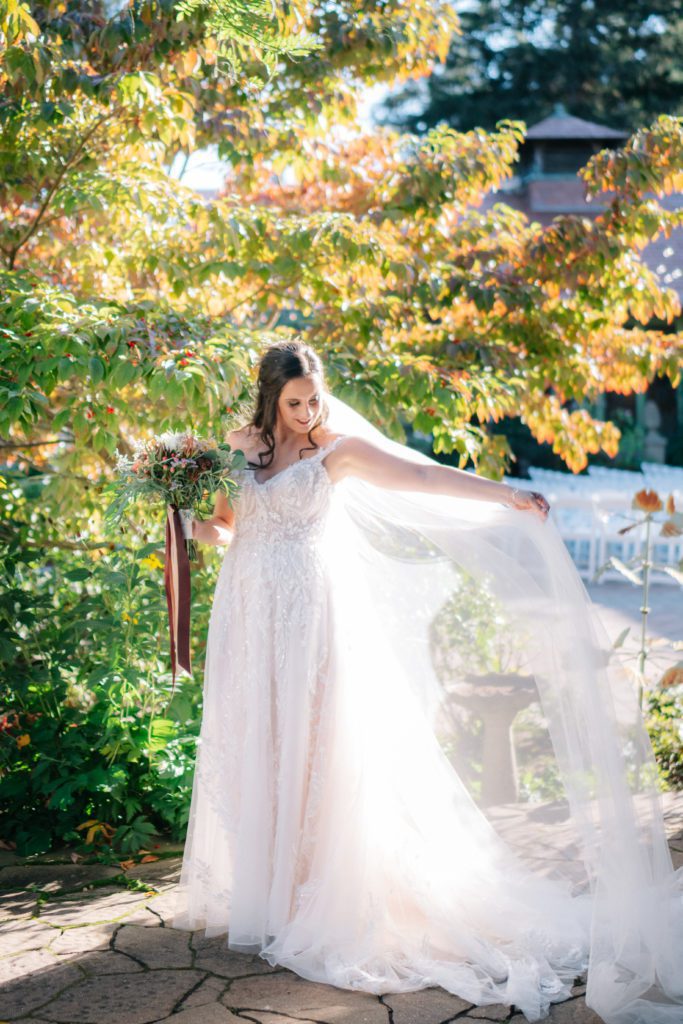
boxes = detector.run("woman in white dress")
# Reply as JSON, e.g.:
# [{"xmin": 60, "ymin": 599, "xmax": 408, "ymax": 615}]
[{"xmin": 172, "ymin": 341, "xmax": 683, "ymax": 1024}]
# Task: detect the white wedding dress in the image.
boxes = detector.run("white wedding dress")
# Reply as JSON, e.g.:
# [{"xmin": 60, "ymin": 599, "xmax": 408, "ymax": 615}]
[{"xmin": 173, "ymin": 399, "xmax": 683, "ymax": 1024}]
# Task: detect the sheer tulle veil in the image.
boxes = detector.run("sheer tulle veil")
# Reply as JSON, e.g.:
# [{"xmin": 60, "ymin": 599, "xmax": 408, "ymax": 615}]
[{"xmin": 321, "ymin": 389, "xmax": 683, "ymax": 1024}]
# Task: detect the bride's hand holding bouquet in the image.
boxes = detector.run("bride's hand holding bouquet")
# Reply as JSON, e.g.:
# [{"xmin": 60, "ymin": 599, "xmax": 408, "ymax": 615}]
[
  {"xmin": 105, "ymin": 429, "xmax": 245, "ymax": 558},
  {"xmin": 105, "ymin": 430, "xmax": 246, "ymax": 681}
]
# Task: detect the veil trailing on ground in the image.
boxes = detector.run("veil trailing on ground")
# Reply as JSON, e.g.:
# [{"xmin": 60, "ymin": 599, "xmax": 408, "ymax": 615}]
[{"xmin": 321, "ymin": 390, "xmax": 683, "ymax": 1024}]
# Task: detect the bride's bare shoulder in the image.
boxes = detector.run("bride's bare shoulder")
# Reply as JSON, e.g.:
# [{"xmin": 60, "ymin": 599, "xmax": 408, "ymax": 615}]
[
  {"xmin": 226, "ymin": 424, "xmax": 260, "ymax": 451},
  {"xmin": 316, "ymin": 429, "xmax": 351, "ymax": 448}
]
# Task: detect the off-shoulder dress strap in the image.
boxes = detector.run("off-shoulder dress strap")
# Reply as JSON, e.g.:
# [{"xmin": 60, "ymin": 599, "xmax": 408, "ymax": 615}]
[{"xmin": 319, "ymin": 434, "xmax": 348, "ymax": 457}]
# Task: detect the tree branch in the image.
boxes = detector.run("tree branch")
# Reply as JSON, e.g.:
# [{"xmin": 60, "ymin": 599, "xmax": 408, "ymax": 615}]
[
  {"xmin": 0, "ymin": 439, "xmax": 66, "ymax": 448},
  {"xmin": 7, "ymin": 112, "xmax": 113, "ymax": 270}
]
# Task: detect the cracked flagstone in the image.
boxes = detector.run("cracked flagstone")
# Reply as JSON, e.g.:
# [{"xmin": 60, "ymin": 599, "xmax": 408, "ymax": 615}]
[
  {"xmin": 1, "ymin": 793, "xmax": 682, "ymax": 1024},
  {"xmin": 0, "ymin": 918, "xmax": 54, "ymax": 955},
  {"xmin": 44, "ymin": 968, "xmax": 208, "ymax": 1024},
  {"xmin": 47, "ymin": 922, "xmax": 118, "ymax": 956},
  {"xmin": 159, "ymin": 1007, "xmax": 241, "ymax": 1024},
  {"xmin": 180, "ymin": 974, "xmax": 230, "ymax": 1008},
  {"xmin": 465, "ymin": 1004, "xmax": 515, "ymax": 1020},
  {"xmin": 123, "ymin": 860, "xmax": 182, "ymax": 885},
  {"xmin": 529, "ymin": 1000, "xmax": 602, "ymax": 1023},
  {"xmin": 190, "ymin": 935, "xmax": 282, "ymax": 979},
  {"xmin": 141, "ymin": 887, "xmax": 181, "ymax": 923},
  {"xmin": 36, "ymin": 888, "xmax": 154, "ymax": 928},
  {"xmin": 241, "ymin": 1015, "xmax": 321, "ymax": 1024},
  {"xmin": 222, "ymin": 973, "xmax": 393, "ymax": 1023},
  {"xmin": 0, "ymin": 864, "xmax": 120, "ymax": 895},
  {"xmin": 383, "ymin": 988, "xmax": 472, "ymax": 1023},
  {"xmin": 0, "ymin": 949, "xmax": 83, "ymax": 1019},
  {"xmin": 77, "ymin": 949, "xmax": 146, "ymax": 975},
  {"xmin": 113, "ymin": 922, "xmax": 194, "ymax": 969},
  {"xmin": 0, "ymin": 891, "xmax": 39, "ymax": 921}
]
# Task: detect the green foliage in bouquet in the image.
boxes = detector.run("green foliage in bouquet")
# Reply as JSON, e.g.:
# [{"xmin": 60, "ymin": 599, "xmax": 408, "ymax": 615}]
[{"xmin": 104, "ymin": 431, "xmax": 247, "ymax": 524}]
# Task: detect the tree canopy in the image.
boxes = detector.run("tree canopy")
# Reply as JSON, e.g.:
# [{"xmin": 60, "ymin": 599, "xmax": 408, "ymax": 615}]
[
  {"xmin": 1, "ymin": 0, "xmax": 682, "ymax": 855},
  {"xmin": 379, "ymin": 0, "xmax": 683, "ymax": 134}
]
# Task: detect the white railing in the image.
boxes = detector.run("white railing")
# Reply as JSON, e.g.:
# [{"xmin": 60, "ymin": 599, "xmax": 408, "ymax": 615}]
[{"xmin": 504, "ymin": 467, "xmax": 683, "ymax": 584}]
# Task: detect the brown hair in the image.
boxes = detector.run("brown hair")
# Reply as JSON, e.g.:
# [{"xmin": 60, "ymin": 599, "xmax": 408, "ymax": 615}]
[{"xmin": 247, "ymin": 340, "xmax": 329, "ymax": 470}]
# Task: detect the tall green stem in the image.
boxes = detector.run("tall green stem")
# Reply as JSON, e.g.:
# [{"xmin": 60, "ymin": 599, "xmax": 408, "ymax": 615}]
[
  {"xmin": 633, "ymin": 513, "xmax": 653, "ymax": 794},
  {"xmin": 637, "ymin": 514, "xmax": 652, "ymax": 713}
]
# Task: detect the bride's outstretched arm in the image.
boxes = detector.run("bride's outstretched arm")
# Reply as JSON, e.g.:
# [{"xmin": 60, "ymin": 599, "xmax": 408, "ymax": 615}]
[{"xmin": 329, "ymin": 437, "xmax": 550, "ymax": 520}]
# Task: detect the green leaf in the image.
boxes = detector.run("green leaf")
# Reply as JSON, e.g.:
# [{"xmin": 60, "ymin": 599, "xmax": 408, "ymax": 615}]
[
  {"xmin": 5, "ymin": 396, "xmax": 23, "ymax": 420},
  {"xmin": 57, "ymin": 357, "xmax": 75, "ymax": 381},
  {"xmin": 89, "ymin": 356, "xmax": 105, "ymax": 383},
  {"xmin": 51, "ymin": 408, "xmax": 71, "ymax": 430},
  {"xmin": 102, "ymin": 571, "xmax": 128, "ymax": 588},
  {"xmin": 613, "ymin": 626, "xmax": 630, "ymax": 649},
  {"xmin": 148, "ymin": 718, "xmax": 177, "ymax": 752},
  {"xmin": 135, "ymin": 542, "xmax": 164, "ymax": 560},
  {"xmin": 65, "ymin": 568, "xmax": 92, "ymax": 582},
  {"xmin": 166, "ymin": 693, "xmax": 193, "ymax": 723},
  {"xmin": 608, "ymin": 557, "xmax": 642, "ymax": 586},
  {"xmin": 111, "ymin": 361, "xmax": 137, "ymax": 388},
  {"xmin": 150, "ymin": 718, "xmax": 176, "ymax": 740}
]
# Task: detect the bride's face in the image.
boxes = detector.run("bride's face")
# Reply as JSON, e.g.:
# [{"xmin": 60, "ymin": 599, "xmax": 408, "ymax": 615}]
[{"xmin": 277, "ymin": 375, "xmax": 324, "ymax": 435}]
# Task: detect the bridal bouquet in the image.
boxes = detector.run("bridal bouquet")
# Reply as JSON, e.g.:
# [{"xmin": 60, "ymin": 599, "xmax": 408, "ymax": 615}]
[
  {"xmin": 105, "ymin": 430, "xmax": 246, "ymax": 682},
  {"xmin": 106, "ymin": 430, "xmax": 244, "ymax": 559}
]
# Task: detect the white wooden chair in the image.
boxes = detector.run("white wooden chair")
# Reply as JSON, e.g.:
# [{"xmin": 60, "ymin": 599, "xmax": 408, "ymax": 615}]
[{"xmin": 548, "ymin": 495, "xmax": 600, "ymax": 581}]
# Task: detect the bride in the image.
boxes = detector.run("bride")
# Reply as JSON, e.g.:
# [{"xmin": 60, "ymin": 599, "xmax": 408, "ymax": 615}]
[{"xmin": 172, "ymin": 340, "xmax": 683, "ymax": 1024}]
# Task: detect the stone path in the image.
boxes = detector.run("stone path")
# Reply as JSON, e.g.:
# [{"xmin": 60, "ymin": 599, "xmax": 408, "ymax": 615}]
[
  {"xmin": 2, "ymin": 794, "xmax": 682, "ymax": 1024},
  {"xmin": 585, "ymin": 580, "xmax": 682, "ymax": 673}
]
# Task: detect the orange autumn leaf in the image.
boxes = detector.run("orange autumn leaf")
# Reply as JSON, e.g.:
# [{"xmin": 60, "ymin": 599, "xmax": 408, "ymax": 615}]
[
  {"xmin": 665, "ymin": 494, "xmax": 676, "ymax": 515},
  {"xmin": 660, "ymin": 665, "xmax": 683, "ymax": 689}
]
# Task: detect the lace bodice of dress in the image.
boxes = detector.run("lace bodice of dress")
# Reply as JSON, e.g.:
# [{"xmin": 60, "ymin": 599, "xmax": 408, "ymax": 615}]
[{"xmin": 229, "ymin": 436, "xmax": 346, "ymax": 546}]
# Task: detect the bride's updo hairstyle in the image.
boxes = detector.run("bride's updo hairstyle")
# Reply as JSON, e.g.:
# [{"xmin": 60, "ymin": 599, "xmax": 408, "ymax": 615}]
[{"xmin": 247, "ymin": 340, "xmax": 330, "ymax": 469}]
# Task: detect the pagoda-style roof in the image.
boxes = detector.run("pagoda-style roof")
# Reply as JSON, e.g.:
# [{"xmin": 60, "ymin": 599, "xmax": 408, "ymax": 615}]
[{"xmin": 526, "ymin": 104, "xmax": 628, "ymax": 142}]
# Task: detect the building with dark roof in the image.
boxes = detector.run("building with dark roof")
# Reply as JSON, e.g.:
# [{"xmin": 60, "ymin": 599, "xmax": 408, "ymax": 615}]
[
  {"xmin": 488, "ymin": 103, "xmax": 682, "ymax": 298},
  {"xmin": 481, "ymin": 104, "xmax": 683, "ymax": 468}
]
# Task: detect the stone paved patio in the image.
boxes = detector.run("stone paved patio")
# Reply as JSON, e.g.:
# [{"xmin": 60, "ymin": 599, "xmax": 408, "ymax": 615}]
[
  {"xmin": 585, "ymin": 580, "xmax": 682, "ymax": 673},
  {"xmin": 1, "ymin": 793, "xmax": 682, "ymax": 1024}
]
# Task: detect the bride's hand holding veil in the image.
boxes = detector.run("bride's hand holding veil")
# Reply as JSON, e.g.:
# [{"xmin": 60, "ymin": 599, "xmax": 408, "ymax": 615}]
[
  {"xmin": 326, "ymin": 436, "xmax": 550, "ymax": 520},
  {"xmin": 174, "ymin": 388, "xmax": 683, "ymax": 1023},
  {"xmin": 504, "ymin": 486, "xmax": 551, "ymax": 520}
]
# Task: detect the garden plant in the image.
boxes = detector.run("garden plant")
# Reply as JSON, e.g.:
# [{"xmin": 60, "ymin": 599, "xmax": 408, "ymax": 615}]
[{"xmin": 1, "ymin": 0, "xmax": 682, "ymax": 856}]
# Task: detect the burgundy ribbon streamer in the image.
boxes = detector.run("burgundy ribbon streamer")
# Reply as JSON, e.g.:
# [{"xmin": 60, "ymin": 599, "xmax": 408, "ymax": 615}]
[{"xmin": 164, "ymin": 506, "xmax": 192, "ymax": 685}]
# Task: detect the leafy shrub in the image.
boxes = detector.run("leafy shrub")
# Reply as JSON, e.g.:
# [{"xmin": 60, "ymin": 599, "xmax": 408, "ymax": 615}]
[
  {"xmin": 645, "ymin": 689, "xmax": 683, "ymax": 791},
  {"xmin": 0, "ymin": 500, "xmax": 217, "ymax": 857}
]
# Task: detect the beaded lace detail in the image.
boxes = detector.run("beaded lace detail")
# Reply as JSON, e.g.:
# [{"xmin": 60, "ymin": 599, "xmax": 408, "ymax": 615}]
[
  {"xmin": 176, "ymin": 434, "xmax": 348, "ymax": 936},
  {"xmin": 174, "ymin": 428, "xmax": 593, "ymax": 1017},
  {"xmin": 230, "ymin": 435, "xmax": 346, "ymax": 544}
]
